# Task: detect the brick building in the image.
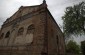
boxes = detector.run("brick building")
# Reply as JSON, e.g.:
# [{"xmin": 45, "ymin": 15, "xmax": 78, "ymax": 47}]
[{"xmin": 0, "ymin": 0, "xmax": 65, "ymax": 55}]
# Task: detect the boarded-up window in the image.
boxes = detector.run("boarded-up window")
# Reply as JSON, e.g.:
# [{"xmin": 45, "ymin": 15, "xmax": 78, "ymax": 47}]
[
  {"xmin": 27, "ymin": 24, "xmax": 35, "ymax": 34},
  {"xmin": 41, "ymin": 52, "xmax": 47, "ymax": 55},
  {"xmin": 18, "ymin": 27, "xmax": 24, "ymax": 36},
  {"xmin": 56, "ymin": 35, "xmax": 59, "ymax": 44},
  {"xmin": 5, "ymin": 31, "xmax": 10, "ymax": 38},
  {"xmin": 0, "ymin": 33, "xmax": 4, "ymax": 39},
  {"xmin": 51, "ymin": 29, "xmax": 54, "ymax": 37}
]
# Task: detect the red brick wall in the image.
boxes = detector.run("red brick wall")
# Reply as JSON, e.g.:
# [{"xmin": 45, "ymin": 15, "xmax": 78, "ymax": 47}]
[{"xmin": 47, "ymin": 10, "xmax": 65, "ymax": 55}]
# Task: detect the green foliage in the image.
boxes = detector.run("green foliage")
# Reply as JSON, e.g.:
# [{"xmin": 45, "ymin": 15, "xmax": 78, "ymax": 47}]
[
  {"xmin": 62, "ymin": 2, "xmax": 85, "ymax": 36},
  {"xmin": 66, "ymin": 40, "xmax": 80, "ymax": 54},
  {"xmin": 81, "ymin": 41, "xmax": 85, "ymax": 55}
]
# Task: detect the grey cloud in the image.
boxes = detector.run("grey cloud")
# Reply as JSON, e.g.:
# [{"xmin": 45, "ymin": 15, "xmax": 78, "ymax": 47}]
[{"xmin": 0, "ymin": 0, "xmax": 85, "ymax": 27}]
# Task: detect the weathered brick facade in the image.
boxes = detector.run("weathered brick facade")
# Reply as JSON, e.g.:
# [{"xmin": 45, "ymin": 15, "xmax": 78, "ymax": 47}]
[{"xmin": 0, "ymin": 0, "xmax": 65, "ymax": 55}]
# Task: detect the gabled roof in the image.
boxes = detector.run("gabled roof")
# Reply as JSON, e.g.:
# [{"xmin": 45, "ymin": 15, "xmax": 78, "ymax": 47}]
[
  {"xmin": 4, "ymin": 5, "xmax": 41, "ymax": 24},
  {"xmin": 4, "ymin": 0, "xmax": 47, "ymax": 24}
]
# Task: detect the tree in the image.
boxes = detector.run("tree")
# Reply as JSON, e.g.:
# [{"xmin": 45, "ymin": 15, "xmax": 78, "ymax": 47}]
[
  {"xmin": 66, "ymin": 40, "xmax": 80, "ymax": 54},
  {"xmin": 62, "ymin": 2, "xmax": 85, "ymax": 36}
]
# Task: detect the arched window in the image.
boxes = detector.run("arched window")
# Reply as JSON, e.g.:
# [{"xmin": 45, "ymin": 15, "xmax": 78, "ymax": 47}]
[
  {"xmin": 18, "ymin": 27, "xmax": 24, "ymax": 36},
  {"xmin": 0, "ymin": 33, "xmax": 4, "ymax": 39},
  {"xmin": 27, "ymin": 24, "xmax": 35, "ymax": 34},
  {"xmin": 5, "ymin": 31, "xmax": 10, "ymax": 38}
]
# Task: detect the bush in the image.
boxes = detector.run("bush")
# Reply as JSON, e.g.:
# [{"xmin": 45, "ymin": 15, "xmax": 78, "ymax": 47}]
[
  {"xmin": 66, "ymin": 40, "xmax": 80, "ymax": 54},
  {"xmin": 81, "ymin": 41, "xmax": 85, "ymax": 55}
]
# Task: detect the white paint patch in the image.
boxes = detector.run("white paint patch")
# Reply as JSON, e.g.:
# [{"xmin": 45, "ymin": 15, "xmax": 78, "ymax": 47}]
[
  {"xmin": 25, "ymin": 34, "xmax": 33, "ymax": 44},
  {"xmin": 14, "ymin": 34, "xmax": 33, "ymax": 45},
  {"xmin": 14, "ymin": 35, "xmax": 25, "ymax": 45}
]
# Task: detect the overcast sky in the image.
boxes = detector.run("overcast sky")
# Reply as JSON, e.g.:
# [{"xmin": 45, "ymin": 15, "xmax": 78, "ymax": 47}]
[
  {"xmin": 0, "ymin": 0, "xmax": 85, "ymax": 44},
  {"xmin": 0, "ymin": 0, "xmax": 85, "ymax": 27}
]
